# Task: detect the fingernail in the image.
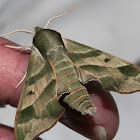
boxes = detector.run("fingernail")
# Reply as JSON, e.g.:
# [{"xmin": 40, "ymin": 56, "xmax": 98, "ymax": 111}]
[{"xmin": 92, "ymin": 125, "xmax": 107, "ymax": 140}]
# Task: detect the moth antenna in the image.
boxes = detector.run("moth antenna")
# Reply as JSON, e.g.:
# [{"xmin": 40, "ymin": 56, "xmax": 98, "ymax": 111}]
[
  {"xmin": 45, "ymin": 3, "xmax": 79, "ymax": 29},
  {"xmin": 0, "ymin": 29, "xmax": 34, "ymax": 37},
  {"xmin": 16, "ymin": 72, "xmax": 27, "ymax": 88}
]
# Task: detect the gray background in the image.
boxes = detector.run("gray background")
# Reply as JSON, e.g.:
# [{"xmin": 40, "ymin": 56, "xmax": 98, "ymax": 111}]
[{"xmin": 0, "ymin": 0, "xmax": 140, "ymax": 139}]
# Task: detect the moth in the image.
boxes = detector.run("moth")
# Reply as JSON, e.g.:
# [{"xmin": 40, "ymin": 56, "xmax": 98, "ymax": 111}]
[{"xmin": 1, "ymin": 7, "xmax": 140, "ymax": 140}]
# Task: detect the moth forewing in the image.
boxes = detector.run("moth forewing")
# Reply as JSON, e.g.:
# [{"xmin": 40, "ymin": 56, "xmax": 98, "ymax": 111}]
[
  {"xmin": 15, "ymin": 27, "xmax": 97, "ymax": 140},
  {"xmin": 14, "ymin": 48, "xmax": 64, "ymax": 140},
  {"xmin": 63, "ymin": 38, "xmax": 140, "ymax": 94}
]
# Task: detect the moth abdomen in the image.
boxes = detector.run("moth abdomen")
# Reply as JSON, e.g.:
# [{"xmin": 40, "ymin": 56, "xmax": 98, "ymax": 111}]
[
  {"xmin": 58, "ymin": 65, "xmax": 96, "ymax": 116},
  {"xmin": 63, "ymin": 79, "xmax": 96, "ymax": 116},
  {"xmin": 49, "ymin": 53, "xmax": 96, "ymax": 115}
]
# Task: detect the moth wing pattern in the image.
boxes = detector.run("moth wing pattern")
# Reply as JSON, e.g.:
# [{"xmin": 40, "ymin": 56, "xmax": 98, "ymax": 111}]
[
  {"xmin": 63, "ymin": 38, "xmax": 140, "ymax": 93},
  {"xmin": 15, "ymin": 49, "xmax": 64, "ymax": 140}
]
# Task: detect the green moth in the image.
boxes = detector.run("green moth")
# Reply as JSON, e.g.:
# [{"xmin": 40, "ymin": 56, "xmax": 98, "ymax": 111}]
[
  {"xmin": 1, "ymin": 7, "xmax": 140, "ymax": 140},
  {"xmin": 13, "ymin": 26, "xmax": 140, "ymax": 140}
]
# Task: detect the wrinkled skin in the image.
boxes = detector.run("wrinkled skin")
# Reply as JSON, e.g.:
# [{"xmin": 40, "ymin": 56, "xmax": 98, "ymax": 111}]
[{"xmin": 0, "ymin": 37, "xmax": 119, "ymax": 140}]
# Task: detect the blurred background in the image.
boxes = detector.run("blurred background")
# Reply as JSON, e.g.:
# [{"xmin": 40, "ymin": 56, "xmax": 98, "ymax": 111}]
[{"xmin": 0, "ymin": 0, "xmax": 140, "ymax": 139}]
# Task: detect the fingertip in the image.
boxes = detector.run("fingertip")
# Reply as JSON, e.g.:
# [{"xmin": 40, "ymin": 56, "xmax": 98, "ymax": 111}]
[
  {"xmin": 88, "ymin": 91, "xmax": 119, "ymax": 140},
  {"xmin": 87, "ymin": 81, "xmax": 119, "ymax": 140},
  {"xmin": 0, "ymin": 37, "xmax": 30, "ymax": 107},
  {"xmin": 60, "ymin": 81, "xmax": 119, "ymax": 140},
  {"xmin": 0, "ymin": 124, "xmax": 15, "ymax": 140}
]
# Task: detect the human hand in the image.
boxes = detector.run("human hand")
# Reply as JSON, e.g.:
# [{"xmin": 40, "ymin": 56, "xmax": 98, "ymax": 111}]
[{"xmin": 0, "ymin": 37, "xmax": 119, "ymax": 140}]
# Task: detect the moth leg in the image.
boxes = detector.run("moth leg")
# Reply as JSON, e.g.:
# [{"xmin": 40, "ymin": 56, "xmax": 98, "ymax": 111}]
[
  {"xmin": 5, "ymin": 45, "xmax": 32, "ymax": 51},
  {"xmin": 16, "ymin": 72, "xmax": 27, "ymax": 88}
]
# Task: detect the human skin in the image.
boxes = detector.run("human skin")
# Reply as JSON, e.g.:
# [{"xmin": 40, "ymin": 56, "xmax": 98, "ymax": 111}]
[{"xmin": 0, "ymin": 37, "xmax": 119, "ymax": 140}]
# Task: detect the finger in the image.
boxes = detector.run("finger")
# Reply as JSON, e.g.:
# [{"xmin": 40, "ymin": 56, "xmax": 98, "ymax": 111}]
[
  {"xmin": 0, "ymin": 37, "xmax": 30, "ymax": 107},
  {"xmin": 0, "ymin": 37, "xmax": 119, "ymax": 139},
  {"xmin": 0, "ymin": 124, "xmax": 15, "ymax": 140},
  {"xmin": 60, "ymin": 82, "xmax": 119, "ymax": 140}
]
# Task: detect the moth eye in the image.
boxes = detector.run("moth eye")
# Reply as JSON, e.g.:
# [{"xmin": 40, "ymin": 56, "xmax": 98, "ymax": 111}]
[{"xmin": 35, "ymin": 26, "xmax": 43, "ymax": 34}]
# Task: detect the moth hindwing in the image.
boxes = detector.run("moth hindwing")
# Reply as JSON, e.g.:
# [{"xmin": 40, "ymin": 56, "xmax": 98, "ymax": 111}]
[{"xmin": 15, "ymin": 27, "xmax": 140, "ymax": 140}]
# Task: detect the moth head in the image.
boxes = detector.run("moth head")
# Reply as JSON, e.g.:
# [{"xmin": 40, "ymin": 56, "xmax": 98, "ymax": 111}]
[
  {"xmin": 33, "ymin": 26, "xmax": 63, "ymax": 57},
  {"xmin": 34, "ymin": 26, "xmax": 43, "ymax": 34}
]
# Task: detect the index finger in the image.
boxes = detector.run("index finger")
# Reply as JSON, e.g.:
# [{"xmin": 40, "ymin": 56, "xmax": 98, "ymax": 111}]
[{"xmin": 0, "ymin": 37, "xmax": 30, "ymax": 107}]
